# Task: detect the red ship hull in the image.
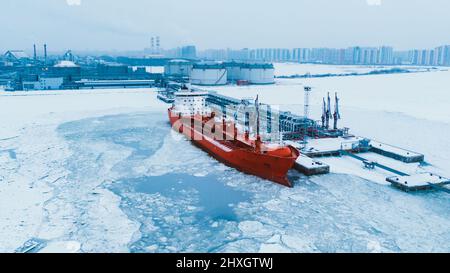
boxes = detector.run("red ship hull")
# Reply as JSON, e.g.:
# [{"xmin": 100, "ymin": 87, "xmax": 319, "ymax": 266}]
[{"xmin": 168, "ymin": 108, "xmax": 299, "ymax": 187}]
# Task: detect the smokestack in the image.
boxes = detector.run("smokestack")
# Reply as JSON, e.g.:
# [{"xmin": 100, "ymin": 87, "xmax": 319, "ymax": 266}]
[
  {"xmin": 33, "ymin": 44, "xmax": 37, "ymax": 60},
  {"xmin": 44, "ymin": 44, "xmax": 47, "ymax": 63}
]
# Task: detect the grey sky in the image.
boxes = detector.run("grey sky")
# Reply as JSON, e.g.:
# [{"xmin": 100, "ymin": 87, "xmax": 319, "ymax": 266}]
[{"xmin": 1, "ymin": 0, "xmax": 449, "ymax": 52}]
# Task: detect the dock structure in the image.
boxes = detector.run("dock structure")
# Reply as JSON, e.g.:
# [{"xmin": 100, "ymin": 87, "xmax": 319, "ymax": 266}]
[
  {"xmin": 369, "ymin": 140, "xmax": 424, "ymax": 163},
  {"xmin": 157, "ymin": 90, "xmax": 175, "ymax": 103},
  {"xmin": 285, "ymin": 140, "xmax": 330, "ymax": 176},
  {"xmin": 74, "ymin": 79, "xmax": 155, "ymax": 89},
  {"xmin": 158, "ymin": 85, "xmax": 445, "ymax": 194},
  {"xmin": 159, "ymin": 85, "xmax": 348, "ymax": 140},
  {"xmin": 386, "ymin": 173, "xmax": 450, "ymax": 192},
  {"xmin": 300, "ymin": 136, "xmax": 369, "ymax": 157},
  {"xmin": 294, "ymin": 155, "xmax": 330, "ymax": 176}
]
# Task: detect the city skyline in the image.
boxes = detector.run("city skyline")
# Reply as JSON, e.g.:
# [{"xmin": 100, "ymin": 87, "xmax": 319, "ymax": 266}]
[{"xmin": 1, "ymin": 0, "xmax": 450, "ymax": 52}]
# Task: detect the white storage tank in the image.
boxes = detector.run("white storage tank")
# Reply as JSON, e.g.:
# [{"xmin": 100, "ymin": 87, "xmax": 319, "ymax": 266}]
[
  {"xmin": 164, "ymin": 59, "xmax": 192, "ymax": 78},
  {"xmin": 224, "ymin": 61, "xmax": 242, "ymax": 82},
  {"xmin": 240, "ymin": 63, "xmax": 275, "ymax": 84},
  {"xmin": 191, "ymin": 63, "xmax": 227, "ymax": 86}
]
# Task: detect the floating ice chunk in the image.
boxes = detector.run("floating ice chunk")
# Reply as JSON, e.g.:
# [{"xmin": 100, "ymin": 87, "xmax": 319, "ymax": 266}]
[
  {"xmin": 367, "ymin": 240, "xmax": 382, "ymax": 253},
  {"xmin": 281, "ymin": 235, "xmax": 316, "ymax": 252},
  {"xmin": 163, "ymin": 215, "xmax": 181, "ymax": 225},
  {"xmin": 193, "ymin": 171, "xmax": 208, "ymax": 177},
  {"xmin": 238, "ymin": 221, "xmax": 272, "ymax": 237},
  {"xmin": 186, "ymin": 206, "xmax": 196, "ymax": 211},
  {"xmin": 145, "ymin": 244, "xmax": 158, "ymax": 253},
  {"xmin": 39, "ymin": 241, "xmax": 81, "ymax": 253},
  {"xmin": 259, "ymin": 243, "xmax": 292, "ymax": 253},
  {"xmin": 262, "ymin": 199, "xmax": 285, "ymax": 212}
]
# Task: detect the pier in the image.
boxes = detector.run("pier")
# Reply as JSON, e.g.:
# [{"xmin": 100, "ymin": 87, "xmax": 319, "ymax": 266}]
[
  {"xmin": 294, "ymin": 155, "xmax": 330, "ymax": 176},
  {"xmin": 386, "ymin": 173, "xmax": 450, "ymax": 192},
  {"xmin": 369, "ymin": 140, "xmax": 425, "ymax": 163},
  {"xmin": 158, "ymin": 86, "xmax": 447, "ymax": 193}
]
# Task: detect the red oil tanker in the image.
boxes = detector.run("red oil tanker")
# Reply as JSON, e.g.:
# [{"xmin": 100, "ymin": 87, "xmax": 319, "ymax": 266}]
[{"xmin": 168, "ymin": 87, "xmax": 299, "ymax": 187}]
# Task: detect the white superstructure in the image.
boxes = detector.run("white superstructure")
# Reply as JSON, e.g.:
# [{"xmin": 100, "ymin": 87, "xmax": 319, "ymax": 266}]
[{"xmin": 173, "ymin": 87, "xmax": 209, "ymax": 116}]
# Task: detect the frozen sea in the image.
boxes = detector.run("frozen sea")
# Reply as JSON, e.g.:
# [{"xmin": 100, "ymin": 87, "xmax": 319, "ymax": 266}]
[{"xmin": 1, "ymin": 67, "xmax": 450, "ymax": 253}]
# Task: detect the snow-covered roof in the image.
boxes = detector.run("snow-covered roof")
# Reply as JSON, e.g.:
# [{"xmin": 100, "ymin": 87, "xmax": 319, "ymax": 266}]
[
  {"xmin": 168, "ymin": 59, "xmax": 191, "ymax": 63},
  {"xmin": 54, "ymin": 61, "xmax": 79, "ymax": 68},
  {"xmin": 193, "ymin": 62, "xmax": 225, "ymax": 69},
  {"xmin": 4, "ymin": 50, "xmax": 30, "ymax": 60}
]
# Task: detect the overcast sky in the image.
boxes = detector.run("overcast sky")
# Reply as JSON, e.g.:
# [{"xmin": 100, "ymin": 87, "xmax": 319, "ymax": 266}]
[{"xmin": 1, "ymin": 0, "xmax": 450, "ymax": 52}]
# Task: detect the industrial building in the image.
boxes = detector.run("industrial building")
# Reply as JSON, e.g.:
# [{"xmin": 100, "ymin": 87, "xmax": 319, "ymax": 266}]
[
  {"xmin": 4, "ymin": 50, "xmax": 31, "ymax": 65},
  {"xmin": 190, "ymin": 62, "xmax": 227, "ymax": 86},
  {"xmin": 22, "ymin": 76, "xmax": 63, "ymax": 91}
]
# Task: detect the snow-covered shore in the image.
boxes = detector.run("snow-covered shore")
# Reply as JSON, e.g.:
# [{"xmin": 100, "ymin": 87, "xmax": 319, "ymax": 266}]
[{"xmin": 0, "ymin": 88, "xmax": 166, "ymax": 252}]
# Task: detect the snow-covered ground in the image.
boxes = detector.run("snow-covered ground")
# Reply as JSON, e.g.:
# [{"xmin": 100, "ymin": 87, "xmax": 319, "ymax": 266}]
[
  {"xmin": 1, "ymin": 69, "xmax": 449, "ymax": 253},
  {"xmin": 273, "ymin": 63, "xmax": 447, "ymax": 77},
  {"xmin": 0, "ymin": 89, "xmax": 166, "ymax": 252}
]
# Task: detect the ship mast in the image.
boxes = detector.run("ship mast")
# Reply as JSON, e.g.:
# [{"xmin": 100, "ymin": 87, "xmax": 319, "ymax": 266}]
[
  {"xmin": 333, "ymin": 92, "xmax": 341, "ymax": 130},
  {"xmin": 256, "ymin": 95, "xmax": 260, "ymax": 137},
  {"xmin": 255, "ymin": 95, "xmax": 262, "ymax": 153}
]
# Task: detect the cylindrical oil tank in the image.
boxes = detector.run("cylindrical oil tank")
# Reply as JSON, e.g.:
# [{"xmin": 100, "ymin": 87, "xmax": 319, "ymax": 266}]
[
  {"xmin": 191, "ymin": 63, "xmax": 227, "ymax": 86},
  {"xmin": 240, "ymin": 63, "xmax": 275, "ymax": 84},
  {"xmin": 164, "ymin": 59, "xmax": 193, "ymax": 78},
  {"xmin": 224, "ymin": 61, "xmax": 242, "ymax": 82}
]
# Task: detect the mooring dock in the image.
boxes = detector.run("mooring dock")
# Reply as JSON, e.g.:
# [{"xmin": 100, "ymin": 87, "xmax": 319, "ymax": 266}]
[
  {"xmin": 369, "ymin": 140, "xmax": 425, "ymax": 163},
  {"xmin": 386, "ymin": 173, "xmax": 450, "ymax": 192},
  {"xmin": 301, "ymin": 136, "xmax": 368, "ymax": 157},
  {"xmin": 158, "ymin": 86, "xmax": 447, "ymax": 193},
  {"xmin": 284, "ymin": 141, "xmax": 330, "ymax": 175},
  {"xmin": 294, "ymin": 154, "xmax": 330, "ymax": 176},
  {"xmin": 289, "ymin": 136, "xmax": 449, "ymax": 193}
]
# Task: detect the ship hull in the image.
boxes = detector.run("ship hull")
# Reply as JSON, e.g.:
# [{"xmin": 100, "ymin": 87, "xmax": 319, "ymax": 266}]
[{"xmin": 168, "ymin": 109, "xmax": 298, "ymax": 187}]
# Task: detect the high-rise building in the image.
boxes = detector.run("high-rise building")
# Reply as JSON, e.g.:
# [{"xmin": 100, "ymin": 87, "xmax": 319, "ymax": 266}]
[
  {"xmin": 379, "ymin": 46, "xmax": 394, "ymax": 64},
  {"xmin": 181, "ymin": 46, "xmax": 197, "ymax": 59},
  {"xmin": 195, "ymin": 45, "xmax": 448, "ymax": 66}
]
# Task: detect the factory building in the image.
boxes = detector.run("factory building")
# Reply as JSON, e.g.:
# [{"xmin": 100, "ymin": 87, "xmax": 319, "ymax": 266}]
[
  {"xmin": 4, "ymin": 50, "xmax": 29, "ymax": 62},
  {"xmin": 97, "ymin": 63, "xmax": 131, "ymax": 79},
  {"xmin": 190, "ymin": 62, "xmax": 227, "ymax": 86},
  {"xmin": 164, "ymin": 59, "xmax": 192, "ymax": 78},
  {"xmin": 3, "ymin": 50, "xmax": 31, "ymax": 66},
  {"xmin": 22, "ymin": 76, "xmax": 64, "ymax": 91}
]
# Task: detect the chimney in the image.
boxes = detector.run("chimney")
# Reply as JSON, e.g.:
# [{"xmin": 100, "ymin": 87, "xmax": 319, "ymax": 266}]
[
  {"xmin": 33, "ymin": 44, "xmax": 37, "ymax": 60},
  {"xmin": 44, "ymin": 44, "xmax": 47, "ymax": 63}
]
